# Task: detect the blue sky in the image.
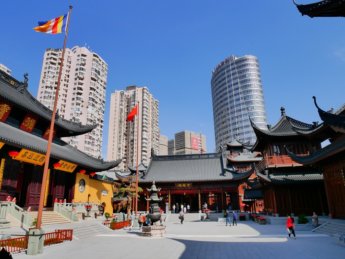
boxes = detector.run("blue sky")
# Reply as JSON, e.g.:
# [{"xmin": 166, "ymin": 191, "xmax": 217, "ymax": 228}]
[{"xmin": 1, "ymin": 1, "xmax": 344, "ymax": 155}]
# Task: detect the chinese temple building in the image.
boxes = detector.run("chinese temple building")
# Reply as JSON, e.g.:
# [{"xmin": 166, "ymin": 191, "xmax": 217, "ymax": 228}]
[
  {"xmin": 0, "ymin": 70, "xmax": 120, "ymax": 212},
  {"xmin": 250, "ymin": 107, "xmax": 328, "ymax": 216},
  {"xmin": 288, "ymin": 97, "xmax": 345, "ymax": 219},
  {"xmin": 226, "ymin": 140, "xmax": 264, "ymax": 213},
  {"xmin": 136, "ymin": 152, "xmax": 253, "ymax": 212}
]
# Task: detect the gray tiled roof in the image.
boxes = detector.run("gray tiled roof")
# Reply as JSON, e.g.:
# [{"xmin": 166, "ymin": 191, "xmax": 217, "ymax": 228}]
[
  {"xmin": 227, "ymin": 139, "xmax": 243, "ymax": 147},
  {"xmin": 0, "ymin": 70, "xmax": 96, "ymax": 137},
  {"xmin": 251, "ymin": 115, "xmax": 314, "ymax": 137},
  {"xmin": 0, "ymin": 122, "xmax": 121, "ymax": 171},
  {"xmin": 228, "ymin": 153, "xmax": 262, "ymax": 162},
  {"xmin": 257, "ymin": 171, "xmax": 323, "ymax": 184},
  {"xmin": 313, "ymin": 96, "xmax": 345, "ymax": 133},
  {"xmin": 140, "ymin": 153, "xmax": 252, "ymax": 183}
]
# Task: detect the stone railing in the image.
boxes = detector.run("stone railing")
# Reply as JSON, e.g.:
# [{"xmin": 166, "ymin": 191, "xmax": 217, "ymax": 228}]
[
  {"xmin": 53, "ymin": 202, "xmax": 78, "ymax": 221},
  {"xmin": 0, "ymin": 201, "xmax": 33, "ymax": 228},
  {"xmin": 54, "ymin": 202, "xmax": 100, "ymax": 221}
]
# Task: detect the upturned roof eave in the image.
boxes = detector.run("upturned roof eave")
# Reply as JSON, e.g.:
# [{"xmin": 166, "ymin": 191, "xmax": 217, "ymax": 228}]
[
  {"xmin": 0, "ymin": 71, "xmax": 96, "ymax": 136},
  {"xmin": 0, "ymin": 122, "xmax": 121, "ymax": 172},
  {"xmin": 294, "ymin": 0, "xmax": 345, "ymax": 18},
  {"xmin": 286, "ymin": 136, "xmax": 345, "ymax": 165},
  {"xmin": 313, "ymin": 96, "xmax": 345, "ymax": 133}
]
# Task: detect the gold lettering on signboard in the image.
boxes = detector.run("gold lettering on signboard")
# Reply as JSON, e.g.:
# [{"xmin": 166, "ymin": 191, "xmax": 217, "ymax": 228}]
[
  {"xmin": 0, "ymin": 103, "xmax": 11, "ymax": 121},
  {"xmin": 54, "ymin": 160, "xmax": 77, "ymax": 173},
  {"xmin": 14, "ymin": 149, "xmax": 45, "ymax": 166}
]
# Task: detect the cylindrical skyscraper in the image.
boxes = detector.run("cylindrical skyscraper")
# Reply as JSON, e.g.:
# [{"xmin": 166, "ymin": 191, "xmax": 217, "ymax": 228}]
[{"xmin": 211, "ymin": 55, "xmax": 267, "ymax": 149}]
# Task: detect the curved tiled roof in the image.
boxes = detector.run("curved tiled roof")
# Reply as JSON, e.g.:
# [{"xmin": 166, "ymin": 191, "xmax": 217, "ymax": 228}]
[
  {"xmin": 287, "ymin": 136, "xmax": 345, "ymax": 165},
  {"xmin": 0, "ymin": 71, "xmax": 96, "ymax": 137},
  {"xmin": 257, "ymin": 170, "xmax": 323, "ymax": 184},
  {"xmin": 250, "ymin": 112, "xmax": 314, "ymax": 151},
  {"xmin": 0, "ymin": 122, "xmax": 121, "ymax": 171},
  {"xmin": 294, "ymin": 0, "xmax": 345, "ymax": 18},
  {"xmin": 251, "ymin": 115, "xmax": 314, "ymax": 137},
  {"xmin": 140, "ymin": 153, "xmax": 252, "ymax": 183},
  {"xmin": 313, "ymin": 96, "xmax": 345, "ymax": 133},
  {"xmin": 227, "ymin": 152, "xmax": 262, "ymax": 163}
]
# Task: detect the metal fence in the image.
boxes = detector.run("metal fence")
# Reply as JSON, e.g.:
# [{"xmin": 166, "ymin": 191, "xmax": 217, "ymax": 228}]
[
  {"xmin": 0, "ymin": 236, "xmax": 28, "ymax": 253},
  {"xmin": 0, "ymin": 229, "xmax": 73, "ymax": 254}
]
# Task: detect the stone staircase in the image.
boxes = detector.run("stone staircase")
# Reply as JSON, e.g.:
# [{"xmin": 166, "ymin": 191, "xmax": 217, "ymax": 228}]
[
  {"xmin": 71, "ymin": 221, "xmax": 114, "ymax": 240},
  {"xmin": 313, "ymin": 220, "xmax": 345, "ymax": 237},
  {"xmin": 28, "ymin": 211, "xmax": 71, "ymax": 226}
]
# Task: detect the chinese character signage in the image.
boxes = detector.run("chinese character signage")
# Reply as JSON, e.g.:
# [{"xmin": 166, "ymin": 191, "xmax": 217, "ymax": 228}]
[
  {"xmin": 14, "ymin": 149, "xmax": 46, "ymax": 166},
  {"xmin": 43, "ymin": 128, "xmax": 56, "ymax": 140},
  {"xmin": 175, "ymin": 183, "xmax": 192, "ymax": 188},
  {"xmin": 0, "ymin": 103, "xmax": 12, "ymax": 122},
  {"xmin": 54, "ymin": 160, "xmax": 77, "ymax": 173},
  {"xmin": 20, "ymin": 114, "xmax": 37, "ymax": 133}
]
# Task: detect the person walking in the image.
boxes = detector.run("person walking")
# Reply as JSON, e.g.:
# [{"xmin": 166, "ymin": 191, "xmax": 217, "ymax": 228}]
[
  {"xmin": 286, "ymin": 215, "xmax": 296, "ymax": 239},
  {"xmin": 179, "ymin": 210, "xmax": 184, "ymax": 224},
  {"xmin": 225, "ymin": 209, "xmax": 231, "ymax": 226},
  {"xmin": 130, "ymin": 211, "xmax": 135, "ymax": 230},
  {"xmin": 312, "ymin": 212, "xmax": 319, "ymax": 227},
  {"xmin": 172, "ymin": 204, "xmax": 176, "ymax": 213},
  {"xmin": 232, "ymin": 210, "xmax": 238, "ymax": 226}
]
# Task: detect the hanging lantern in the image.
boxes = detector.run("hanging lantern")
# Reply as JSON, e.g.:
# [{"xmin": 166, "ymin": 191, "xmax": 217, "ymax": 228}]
[
  {"xmin": 53, "ymin": 162, "xmax": 61, "ymax": 169},
  {"xmin": 8, "ymin": 151, "xmax": 19, "ymax": 158},
  {"xmin": 79, "ymin": 169, "xmax": 86, "ymax": 174},
  {"xmin": 90, "ymin": 172, "xmax": 96, "ymax": 177}
]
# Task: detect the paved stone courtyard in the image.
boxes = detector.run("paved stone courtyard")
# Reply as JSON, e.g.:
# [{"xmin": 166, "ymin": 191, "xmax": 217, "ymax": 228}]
[{"xmin": 13, "ymin": 219, "xmax": 345, "ymax": 259}]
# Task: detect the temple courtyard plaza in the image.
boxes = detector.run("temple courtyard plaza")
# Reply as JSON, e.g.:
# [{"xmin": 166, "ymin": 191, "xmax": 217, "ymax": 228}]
[{"xmin": 12, "ymin": 215, "xmax": 345, "ymax": 259}]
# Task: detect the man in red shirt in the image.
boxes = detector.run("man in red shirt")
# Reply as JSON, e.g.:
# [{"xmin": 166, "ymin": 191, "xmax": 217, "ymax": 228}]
[{"xmin": 286, "ymin": 215, "xmax": 296, "ymax": 239}]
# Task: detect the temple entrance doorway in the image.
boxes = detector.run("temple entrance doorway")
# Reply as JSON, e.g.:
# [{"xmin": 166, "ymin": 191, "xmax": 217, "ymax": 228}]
[{"xmin": 171, "ymin": 193, "xmax": 198, "ymax": 212}]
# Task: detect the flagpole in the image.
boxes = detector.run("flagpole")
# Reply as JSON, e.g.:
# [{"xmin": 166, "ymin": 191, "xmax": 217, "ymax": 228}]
[
  {"xmin": 36, "ymin": 5, "xmax": 73, "ymax": 229},
  {"xmin": 135, "ymin": 101, "xmax": 140, "ymax": 216}
]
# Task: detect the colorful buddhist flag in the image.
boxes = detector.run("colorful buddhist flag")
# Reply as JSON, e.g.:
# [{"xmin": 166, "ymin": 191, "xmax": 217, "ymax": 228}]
[
  {"xmin": 34, "ymin": 14, "xmax": 67, "ymax": 34},
  {"xmin": 126, "ymin": 105, "xmax": 138, "ymax": 122}
]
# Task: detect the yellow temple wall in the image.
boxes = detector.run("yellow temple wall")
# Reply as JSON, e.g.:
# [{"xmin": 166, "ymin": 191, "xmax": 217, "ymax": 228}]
[{"xmin": 73, "ymin": 174, "xmax": 113, "ymax": 215}]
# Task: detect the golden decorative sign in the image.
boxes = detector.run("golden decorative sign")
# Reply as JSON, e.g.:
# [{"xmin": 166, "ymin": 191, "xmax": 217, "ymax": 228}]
[
  {"xmin": 43, "ymin": 128, "xmax": 56, "ymax": 140},
  {"xmin": 20, "ymin": 115, "xmax": 37, "ymax": 133},
  {"xmin": 0, "ymin": 159, "xmax": 5, "ymax": 190},
  {"xmin": 0, "ymin": 103, "xmax": 11, "ymax": 122},
  {"xmin": 175, "ymin": 183, "xmax": 192, "ymax": 188},
  {"xmin": 14, "ymin": 149, "xmax": 46, "ymax": 166},
  {"xmin": 0, "ymin": 142, "xmax": 4, "ymax": 150},
  {"xmin": 54, "ymin": 160, "xmax": 77, "ymax": 173}
]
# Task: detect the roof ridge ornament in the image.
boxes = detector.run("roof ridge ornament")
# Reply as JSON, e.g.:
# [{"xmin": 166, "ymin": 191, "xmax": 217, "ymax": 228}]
[{"xmin": 280, "ymin": 107, "xmax": 286, "ymax": 116}]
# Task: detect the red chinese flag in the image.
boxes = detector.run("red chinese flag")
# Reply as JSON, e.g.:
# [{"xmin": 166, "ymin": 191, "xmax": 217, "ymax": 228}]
[{"xmin": 126, "ymin": 105, "xmax": 138, "ymax": 122}]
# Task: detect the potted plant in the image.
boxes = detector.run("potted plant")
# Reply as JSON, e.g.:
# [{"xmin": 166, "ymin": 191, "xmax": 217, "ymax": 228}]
[
  {"xmin": 102, "ymin": 212, "xmax": 110, "ymax": 226},
  {"xmin": 298, "ymin": 214, "xmax": 308, "ymax": 224}
]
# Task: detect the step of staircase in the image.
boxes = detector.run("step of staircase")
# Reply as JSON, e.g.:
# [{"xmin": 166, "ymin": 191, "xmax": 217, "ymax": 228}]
[
  {"xmin": 313, "ymin": 221, "xmax": 345, "ymax": 237},
  {"xmin": 72, "ymin": 221, "xmax": 114, "ymax": 240},
  {"xmin": 28, "ymin": 211, "xmax": 71, "ymax": 225}
]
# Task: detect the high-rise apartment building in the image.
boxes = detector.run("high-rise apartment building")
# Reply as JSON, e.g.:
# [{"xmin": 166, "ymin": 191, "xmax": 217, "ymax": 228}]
[
  {"xmin": 159, "ymin": 135, "xmax": 168, "ymax": 156},
  {"xmin": 107, "ymin": 86, "xmax": 159, "ymax": 170},
  {"xmin": 170, "ymin": 130, "xmax": 206, "ymax": 155},
  {"xmin": 211, "ymin": 55, "xmax": 267, "ymax": 149},
  {"xmin": 37, "ymin": 46, "xmax": 108, "ymax": 158}
]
